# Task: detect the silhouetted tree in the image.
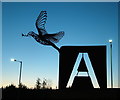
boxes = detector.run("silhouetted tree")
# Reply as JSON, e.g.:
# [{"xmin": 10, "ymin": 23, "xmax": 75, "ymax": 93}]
[
  {"xmin": 42, "ymin": 78, "xmax": 47, "ymax": 89},
  {"xmin": 35, "ymin": 78, "xmax": 52, "ymax": 89},
  {"xmin": 35, "ymin": 78, "xmax": 42, "ymax": 89},
  {"xmin": 5, "ymin": 84, "xmax": 16, "ymax": 89},
  {"xmin": 19, "ymin": 83, "xmax": 27, "ymax": 89}
]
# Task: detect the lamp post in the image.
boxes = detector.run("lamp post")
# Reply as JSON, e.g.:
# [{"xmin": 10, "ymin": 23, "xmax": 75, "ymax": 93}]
[
  {"xmin": 11, "ymin": 58, "xmax": 22, "ymax": 86},
  {"xmin": 109, "ymin": 40, "xmax": 113, "ymax": 88}
]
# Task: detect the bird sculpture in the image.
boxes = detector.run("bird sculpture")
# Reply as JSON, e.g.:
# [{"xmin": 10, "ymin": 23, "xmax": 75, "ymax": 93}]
[{"xmin": 22, "ymin": 11, "xmax": 64, "ymax": 53}]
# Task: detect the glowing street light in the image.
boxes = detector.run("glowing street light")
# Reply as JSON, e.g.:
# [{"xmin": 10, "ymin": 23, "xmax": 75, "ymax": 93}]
[
  {"xmin": 11, "ymin": 58, "xmax": 23, "ymax": 86},
  {"xmin": 109, "ymin": 39, "xmax": 112, "ymax": 43},
  {"xmin": 11, "ymin": 58, "xmax": 16, "ymax": 62},
  {"xmin": 109, "ymin": 39, "xmax": 113, "ymax": 88}
]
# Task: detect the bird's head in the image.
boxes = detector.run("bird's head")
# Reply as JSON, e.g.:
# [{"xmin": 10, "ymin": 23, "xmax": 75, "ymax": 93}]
[
  {"xmin": 28, "ymin": 31, "xmax": 35, "ymax": 36},
  {"xmin": 22, "ymin": 31, "xmax": 35, "ymax": 37}
]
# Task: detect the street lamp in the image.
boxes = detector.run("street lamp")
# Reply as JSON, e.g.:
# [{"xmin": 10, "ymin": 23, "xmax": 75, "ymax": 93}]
[
  {"xmin": 109, "ymin": 39, "xmax": 113, "ymax": 88},
  {"xmin": 11, "ymin": 58, "xmax": 23, "ymax": 86}
]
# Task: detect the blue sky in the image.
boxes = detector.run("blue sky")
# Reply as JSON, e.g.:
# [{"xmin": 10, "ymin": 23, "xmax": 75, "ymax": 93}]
[{"xmin": 2, "ymin": 2, "xmax": 118, "ymax": 88}]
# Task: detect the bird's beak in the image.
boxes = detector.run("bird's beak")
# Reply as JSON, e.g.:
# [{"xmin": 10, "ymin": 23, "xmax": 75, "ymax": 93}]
[
  {"xmin": 22, "ymin": 33, "xmax": 25, "ymax": 36},
  {"xmin": 22, "ymin": 33, "xmax": 29, "ymax": 37}
]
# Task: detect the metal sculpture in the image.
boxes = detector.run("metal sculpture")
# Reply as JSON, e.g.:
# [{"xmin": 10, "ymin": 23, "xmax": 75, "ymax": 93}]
[{"xmin": 22, "ymin": 11, "xmax": 64, "ymax": 52}]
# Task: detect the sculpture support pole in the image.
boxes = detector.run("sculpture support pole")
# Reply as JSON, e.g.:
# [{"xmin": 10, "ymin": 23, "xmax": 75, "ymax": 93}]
[{"xmin": 51, "ymin": 43, "xmax": 60, "ymax": 53}]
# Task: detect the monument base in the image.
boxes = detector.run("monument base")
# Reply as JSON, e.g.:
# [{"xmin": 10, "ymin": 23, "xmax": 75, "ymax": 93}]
[{"xmin": 71, "ymin": 76, "xmax": 94, "ymax": 89}]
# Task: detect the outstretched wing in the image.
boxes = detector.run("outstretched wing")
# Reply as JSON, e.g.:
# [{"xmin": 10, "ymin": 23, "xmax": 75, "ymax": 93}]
[
  {"xmin": 36, "ymin": 11, "xmax": 47, "ymax": 35},
  {"xmin": 44, "ymin": 31, "xmax": 64, "ymax": 43}
]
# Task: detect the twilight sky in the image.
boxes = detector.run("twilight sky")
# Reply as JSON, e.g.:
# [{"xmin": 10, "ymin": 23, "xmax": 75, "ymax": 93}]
[{"xmin": 2, "ymin": 2, "xmax": 118, "ymax": 88}]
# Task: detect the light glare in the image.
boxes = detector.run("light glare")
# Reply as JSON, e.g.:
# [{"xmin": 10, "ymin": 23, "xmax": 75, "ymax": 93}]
[
  {"xmin": 109, "ymin": 40, "xmax": 112, "ymax": 43},
  {"xmin": 11, "ymin": 58, "xmax": 15, "ymax": 61}
]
